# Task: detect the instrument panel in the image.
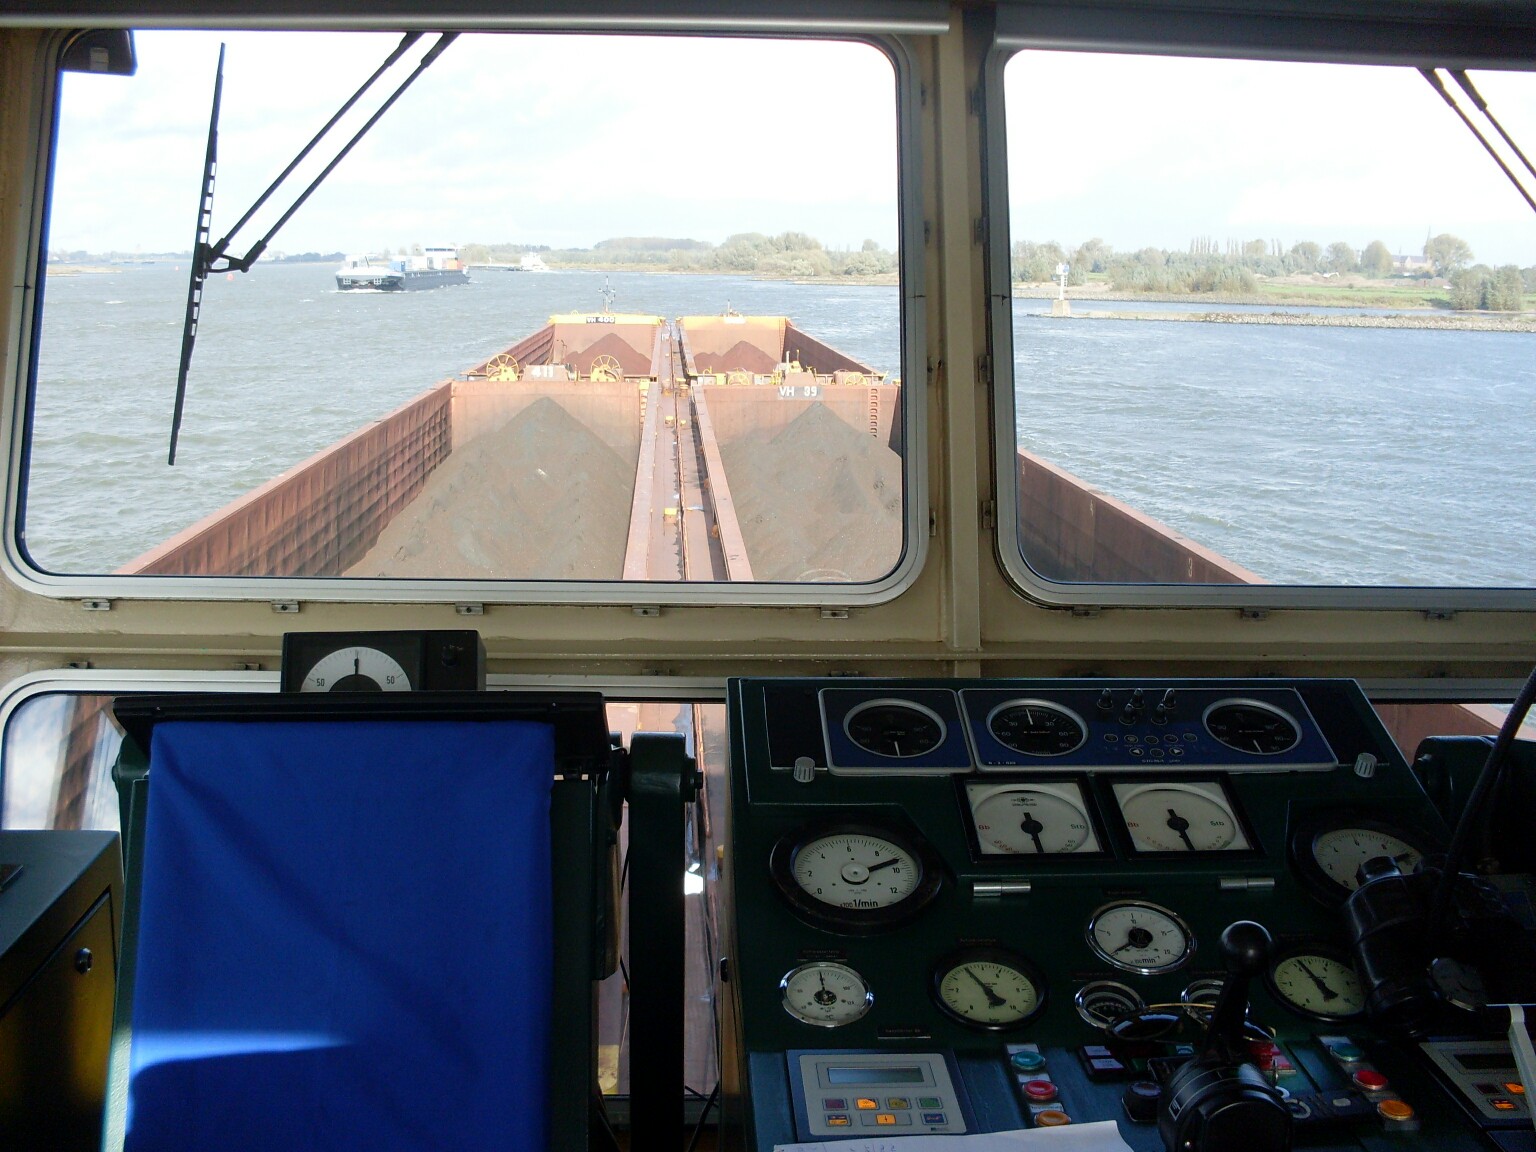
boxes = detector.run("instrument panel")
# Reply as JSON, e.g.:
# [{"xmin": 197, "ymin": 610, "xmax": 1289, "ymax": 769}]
[{"xmin": 724, "ymin": 677, "xmax": 1501, "ymax": 1152}]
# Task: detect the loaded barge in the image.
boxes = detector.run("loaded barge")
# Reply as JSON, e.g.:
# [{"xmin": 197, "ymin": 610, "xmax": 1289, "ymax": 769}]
[{"xmin": 121, "ymin": 308, "xmax": 1252, "ymax": 587}]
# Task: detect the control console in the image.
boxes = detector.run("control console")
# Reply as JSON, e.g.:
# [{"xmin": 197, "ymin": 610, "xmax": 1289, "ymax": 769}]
[{"xmin": 720, "ymin": 677, "xmax": 1532, "ymax": 1152}]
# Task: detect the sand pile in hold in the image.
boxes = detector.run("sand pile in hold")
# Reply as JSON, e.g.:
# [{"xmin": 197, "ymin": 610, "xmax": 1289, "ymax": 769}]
[
  {"xmin": 693, "ymin": 341, "xmax": 779, "ymax": 375},
  {"xmin": 346, "ymin": 397, "xmax": 635, "ymax": 579},
  {"xmin": 720, "ymin": 403, "xmax": 903, "ymax": 582}
]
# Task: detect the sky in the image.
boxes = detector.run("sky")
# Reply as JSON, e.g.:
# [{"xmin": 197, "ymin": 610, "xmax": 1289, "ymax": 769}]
[
  {"xmin": 46, "ymin": 31, "xmax": 1536, "ymax": 266},
  {"xmin": 1004, "ymin": 51, "xmax": 1536, "ymax": 267}
]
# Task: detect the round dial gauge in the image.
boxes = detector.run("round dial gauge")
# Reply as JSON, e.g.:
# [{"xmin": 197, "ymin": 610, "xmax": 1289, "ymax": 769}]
[
  {"xmin": 301, "ymin": 646, "xmax": 412, "ymax": 692},
  {"xmin": 1074, "ymin": 980, "xmax": 1147, "ymax": 1029},
  {"xmin": 1086, "ymin": 900, "xmax": 1196, "ymax": 975},
  {"xmin": 932, "ymin": 948, "xmax": 1047, "ymax": 1031},
  {"xmin": 769, "ymin": 823, "xmax": 943, "ymax": 933},
  {"xmin": 1267, "ymin": 944, "xmax": 1365, "ymax": 1021},
  {"xmin": 1115, "ymin": 782, "xmax": 1250, "ymax": 852},
  {"xmin": 1203, "ymin": 700, "xmax": 1301, "ymax": 755},
  {"xmin": 971, "ymin": 786, "xmax": 1098, "ymax": 855},
  {"xmin": 844, "ymin": 700, "xmax": 946, "ymax": 758},
  {"xmin": 781, "ymin": 962, "xmax": 873, "ymax": 1027},
  {"xmin": 987, "ymin": 700, "xmax": 1087, "ymax": 757},
  {"xmin": 1309, "ymin": 826, "xmax": 1425, "ymax": 893}
]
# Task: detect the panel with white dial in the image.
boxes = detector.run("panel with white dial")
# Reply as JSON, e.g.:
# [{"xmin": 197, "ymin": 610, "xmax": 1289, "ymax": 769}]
[
  {"xmin": 1111, "ymin": 779, "xmax": 1253, "ymax": 854},
  {"xmin": 965, "ymin": 780, "xmax": 1103, "ymax": 856}
]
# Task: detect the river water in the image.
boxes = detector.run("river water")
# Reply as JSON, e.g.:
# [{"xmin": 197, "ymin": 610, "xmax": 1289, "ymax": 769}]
[{"xmin": 25, "ymin": 261, "xmax": 1536, "ymax": 586}]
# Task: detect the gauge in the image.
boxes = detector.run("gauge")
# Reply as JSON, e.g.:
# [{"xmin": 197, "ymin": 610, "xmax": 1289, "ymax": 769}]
[
  {"xmin": 769, "ymin": 822, "xmax": 943, "ymax": 934},
  {"xmin": 1203, "ymin": 699, "xmax": 1301, "ymax": 755},
  {"xmin": 966, "ymin": 782, "xmax": 1101, "ymax": 855},
  {"xmin": 1266, "ymin": 943, "xmax": 1365, "ymax": 1021},
  {"xmin": 932, "ymin": 947, "xmax": 1047, "ymax": 1031},
  {"xmin": 781, "ymin": 962, "xmax": 874, "ymax": 1027},
  {"xmin": 986, "ymin": 700, "xmax": 1087, "ymax": 757},
  {"xmin": 1086, "ymin": 900, "xmax": 1196, "ymax": 975},
  {"xmin": 1074, "ymin": 980, "xmax": 1146, "ymax": 1029},
  {"xmin": 299, "ymin": 645, "xmax": 412, "ymax": 692},
  {"xmin": 1181, "ymin": 978, "xmax": 1225, "ymax": 1021},
  {"xmin": 1112, "ymin": 780, "xmax": 1252, "ymax": 853},
  {"xmin": 1289, "ymin": 813, "xmax": 1437, "ymax": 904},
  {"xmin": 843, "ymin": 700, "xmax": 947, "ymax": 758}
]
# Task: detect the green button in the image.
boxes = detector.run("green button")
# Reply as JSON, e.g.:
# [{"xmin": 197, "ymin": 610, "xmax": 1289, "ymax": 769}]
[{"xmin": 918, "ymin": 1097, "xmax": 942, "ymax": 1109}]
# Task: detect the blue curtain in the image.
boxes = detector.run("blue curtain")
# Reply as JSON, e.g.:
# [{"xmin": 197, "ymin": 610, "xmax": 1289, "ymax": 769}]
[{"xmin": 124, "ymin": 719, "xmax": 553, "ymax": 1152}]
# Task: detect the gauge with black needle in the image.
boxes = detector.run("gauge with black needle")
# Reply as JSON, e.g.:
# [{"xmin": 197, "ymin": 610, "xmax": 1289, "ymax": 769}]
[
  {"xmin": 1020, "ymin": 812, "xmax": 1046, "ymax": 854},
  {"xmin": 933, "ymin": 948, "xmax": 1047, "ymax": 1030},
  {"xmin": 1266, "ymin": 942, "xmax": 1364, "ymax": 1021}
]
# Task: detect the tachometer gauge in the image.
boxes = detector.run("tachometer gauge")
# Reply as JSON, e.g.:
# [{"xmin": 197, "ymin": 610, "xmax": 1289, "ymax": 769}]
[
  {"xmin": 1203, "ymin": 699, "xmax": 1301, "ymax": 755},
  {"xmin": 769, "ymin": 822, "xmax": 943, "ymax": 933},
  {"xmin": 986, "ymin": 700, "xmax": 1087, "ymax": 757},
  {"xmin": 1111, "ymin": 780, "xmax": 1252, "ymax": 853},
  {"xmin": 1266, "ymin": 943, "xmax": 1365, "ymax": 1021},
  {"xmin": 1074, "ymin": 980, "xmax": 1147, "ymax": 1029},
  {"xmin": 1289, "ymin": 813, "xmax": 1437, "ymax": 904},
  {"xmin": 932, "ymin": 947, "xmax": 1047, "ymax": 1031},
  {"xmin": 966, "ymin": 782, "xmax": 1102, "ymax": 855},
  {"xmin": 781, "ymin": 962, "xmax": 873, "ymax": 1027},
  {"xmin": 844, "ymin": 700, "xmax": 947, "ymax": 758},
  {"xmin": 1086, "ymin": 900, "xmax": 1196, "ymax": 975}
]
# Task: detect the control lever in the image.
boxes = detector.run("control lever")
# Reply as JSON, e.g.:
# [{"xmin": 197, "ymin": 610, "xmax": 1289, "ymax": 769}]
[{"xmin": 1159, "ymin": 921, "xmax": 1292, "ymax": 1152}]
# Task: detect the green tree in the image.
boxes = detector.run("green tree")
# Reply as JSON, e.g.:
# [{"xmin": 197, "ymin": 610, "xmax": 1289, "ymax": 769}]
[
  {"xmin": 1242, "ymin": 238, "xmax": 1268, "ymax": 261},
  {"xmin": 1448, "ymin": 266, "xmax": 1490, "ymax": 310},
  {"xmin": 1424, "ymin": 233, "xmax": 1473, "ymax": 276},
  {"xmin": 1359, "ymin": 240, "xmax": 1394, "ymax": 278},
  {"xmin": 1324, "ymin": 242, "xmax": 1357, "ymax": 274},
  {"xmin": 1287, "ymin": 241, "xmax": 1321, "ymax": 272},
  {"xmin": 1491, "ymin": 265, "xmax": 1526, "ymax": 311}
]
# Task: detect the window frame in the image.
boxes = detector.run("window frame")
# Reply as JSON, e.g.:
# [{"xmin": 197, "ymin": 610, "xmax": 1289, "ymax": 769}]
[
  {"xmin": 2, "ymin": 23, "xmax": 932, "ymax": 607},
  {"xmin": 983, "ymin": 26, "xmax": 1536, "ymax": 611}
]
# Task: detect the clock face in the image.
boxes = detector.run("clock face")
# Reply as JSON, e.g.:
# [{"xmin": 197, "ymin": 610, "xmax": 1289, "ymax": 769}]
[{"xmin": 300, "ymin": 645, "xmax": 414, "ymax": 692}]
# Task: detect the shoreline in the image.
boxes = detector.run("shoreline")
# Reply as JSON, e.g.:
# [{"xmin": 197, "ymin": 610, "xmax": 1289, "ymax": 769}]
[{"xmin": 1032, "ymin": 307, "xmax": 1536, "ymax": 332}]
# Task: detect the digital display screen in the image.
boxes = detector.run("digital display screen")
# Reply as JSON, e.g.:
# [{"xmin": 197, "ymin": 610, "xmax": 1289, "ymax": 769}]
[
  {"xmin": 826, "ymin": 1066, "xmax": 927, "ymax": 1086},
  {"xmin": 1453, "ymin": 1053, "xmax": 1514, "ymax": 1072}
]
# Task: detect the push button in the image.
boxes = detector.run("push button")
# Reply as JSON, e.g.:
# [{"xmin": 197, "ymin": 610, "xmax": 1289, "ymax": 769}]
[
  {"xmin": 823, "ymin": 1098, "xmax": 847, "ymax": 1111},
  {"xmin": 1505, "ymin": 1082, "xmax": 1526, "ymax": 1096},
  {"xmin": 887, "ymin": 1097, "xmax": 911, "ymax": 1110},
  {"xmin": 1352, "ymin": 1069, "xmax": 1389, "ymax": 1092},
  {"xmin": 825, "ymin": 1114, "xmax": 851, "ymax": 1127},
  {"xmin": 922, "ymin": 1112, "xmax": 947, "ymax": 1125},
  {"xmin": 876, "ymin": 1114, "xmax": 898, "ymax": 1126},
  {"xmin": 1010, "ymin": 1051, "xmax": 1046, "ymax": 1073},
  {"xmin": 1492, "ymin": 1099, "xmax": 1518, "ymax": 1112},
  {"xmin": 856, "ymin": 1098, "xmax": 879, "ymax": 1110},
  {"xmin": 1035, "ymin": 1109, "xmax": 1072, "ymax": 1127},
  {"xmin": 918, "ymin": 1096, "xmax": 943, "ymax": 1109}
]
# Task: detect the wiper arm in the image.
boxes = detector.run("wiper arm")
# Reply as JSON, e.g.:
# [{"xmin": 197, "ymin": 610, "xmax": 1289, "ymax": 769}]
[
  {"xmin": 1419, "ymin": 67, "xmax": 1536, "ymax": 219},
  {"xmin": 168, "ymin": 32, "xmax": 457, "ymax": 464}
]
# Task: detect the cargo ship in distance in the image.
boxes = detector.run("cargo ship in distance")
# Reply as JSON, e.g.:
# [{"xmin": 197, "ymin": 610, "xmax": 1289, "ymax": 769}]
[{"xmin": 335, "ymin": 245, "xmax": 470, "ymax": 291}]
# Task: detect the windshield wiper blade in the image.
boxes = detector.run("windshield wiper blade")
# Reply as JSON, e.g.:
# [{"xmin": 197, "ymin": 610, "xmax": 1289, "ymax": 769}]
[
  {"xmin": 1420, "ymin": 67, "xmax": 1536, "ymax": 219},
  {"xmin": 168, "ymin": 31, "xmax": 457, "ymax": 465}
]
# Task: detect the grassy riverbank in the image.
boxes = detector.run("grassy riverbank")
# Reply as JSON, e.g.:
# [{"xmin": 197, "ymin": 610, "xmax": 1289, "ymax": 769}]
[{"xmin": 1015, "ymin": 272, "xmax": 1533, "ymax": 312}]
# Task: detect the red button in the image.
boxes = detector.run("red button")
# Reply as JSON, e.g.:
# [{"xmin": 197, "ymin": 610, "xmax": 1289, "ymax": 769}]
[
  {"xmin": 1024, "ymin": 1079, "xmax": 1059, "ymax": 1103},
  {"xmin": 1353, "ymin": 1069, "xmax": 1389, "ymax": 1091}
]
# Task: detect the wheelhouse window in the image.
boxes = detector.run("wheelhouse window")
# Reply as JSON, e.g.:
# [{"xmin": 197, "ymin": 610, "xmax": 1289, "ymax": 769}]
[
  {"xmin": 997, "ymin": 51, "xmax": 1536, "ymax": 597},
  {"xmin": 20, "ymin": 32, "xmax": 909, "ymax": 592}
]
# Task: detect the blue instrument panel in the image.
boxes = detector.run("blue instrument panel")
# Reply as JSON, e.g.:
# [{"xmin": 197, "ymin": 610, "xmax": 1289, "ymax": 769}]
[{"xmin": 816, "ymin": 684, "xmax": 1336, "ymax": 775}]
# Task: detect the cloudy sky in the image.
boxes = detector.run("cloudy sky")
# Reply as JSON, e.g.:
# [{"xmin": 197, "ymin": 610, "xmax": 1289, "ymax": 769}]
[{"xmin": 47, "ymin": 31, "xmax": 1536, "ymax": 265}]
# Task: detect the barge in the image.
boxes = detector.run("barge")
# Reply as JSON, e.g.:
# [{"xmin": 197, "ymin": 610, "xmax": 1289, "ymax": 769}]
[
  {"xmin": 335, "ymin": 245, "xmax": 470, "ymax": 291},
  {"xmin": 120, "ymin": 308, "xmax": 1251, "ymax": 587}
]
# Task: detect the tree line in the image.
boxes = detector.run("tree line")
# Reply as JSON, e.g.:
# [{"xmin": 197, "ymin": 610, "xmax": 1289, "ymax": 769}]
[
  {"xmin": 458, "ymin": 233, "xmax": 898, "ymax": 278},
  {"xmin": 1012, "ymin": 234, "xmax": 1536, "ymax": 311}
]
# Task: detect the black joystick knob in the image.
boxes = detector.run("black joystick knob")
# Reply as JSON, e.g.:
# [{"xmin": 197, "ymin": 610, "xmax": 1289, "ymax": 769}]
[{"xmin": 1158, "ymin": 921, "xmax": 1292, "ymax": 1152}]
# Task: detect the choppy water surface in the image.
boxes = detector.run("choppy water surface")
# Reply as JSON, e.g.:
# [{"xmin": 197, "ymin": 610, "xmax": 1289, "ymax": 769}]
[{"xmin": 25, "ymin": 262, "xmax": 1536, "ymax": 586}]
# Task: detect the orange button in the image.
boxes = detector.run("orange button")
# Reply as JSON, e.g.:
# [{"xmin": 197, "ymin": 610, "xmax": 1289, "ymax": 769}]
[
  {"xmin": 826, "ymin": 1116, "xmax": 851, "ymax": 1127},
  {"xmin": 876, "ymin": 1114, "xmax": 897, "ymax": 1126},
  {"xmin": 1378, "ymin": 1099, "xmax": 1414, "ymax": 1122},
  {"xmin": 1492, "ymin": 1099, "xmax": 1517, "ymax": 1111},
  {"xmin": 856, "ymin": 1099, "xmax": 878, "ymax": 1110},
  {"xmin": 1505, "ymin": 1082, "xmax": 1526, "ymax": 1095},
  {"xmin": 1035, "ymin": 1109, "xmax": 1072, "ymax": 1127}
]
